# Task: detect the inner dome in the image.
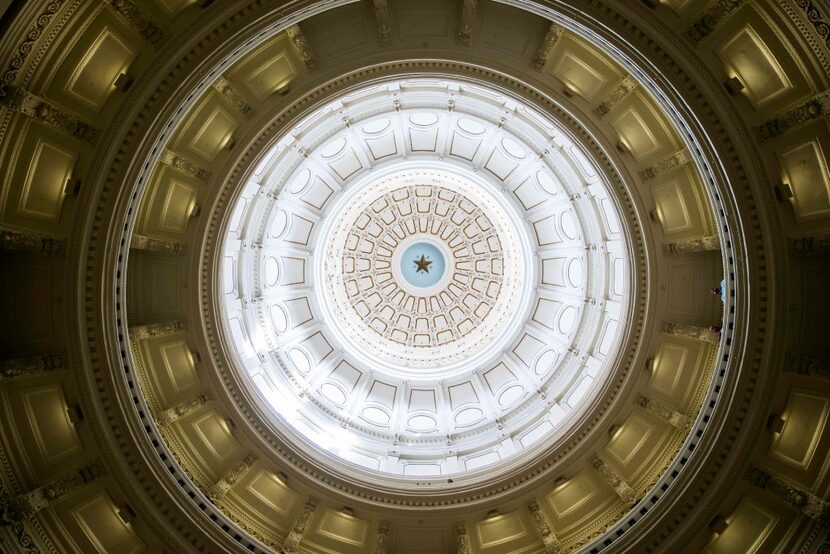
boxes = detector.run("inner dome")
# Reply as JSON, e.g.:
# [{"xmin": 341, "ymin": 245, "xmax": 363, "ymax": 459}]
[
  {"xmin": 400, "ymin": 241, "xmax": 446, "ymax": 289},
  {"xmin": 220, "ymin": 78, "xmax": 633, "ymax": 479}
]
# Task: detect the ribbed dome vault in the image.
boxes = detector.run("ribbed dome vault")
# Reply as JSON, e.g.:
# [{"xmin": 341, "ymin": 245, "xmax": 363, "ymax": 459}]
[{"xmin": 0, "ymin": 1, "xmax": 827, "ymax": 553}]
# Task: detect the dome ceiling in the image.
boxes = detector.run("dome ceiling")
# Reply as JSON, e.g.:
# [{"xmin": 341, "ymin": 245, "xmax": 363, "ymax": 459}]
[
  {"xmin": 222, "ymin": 78, "xmax": 631, "ymax": 479},
  {"xmin": 0, "ymin": 1, "xmax": 827, "ymax": 553}
]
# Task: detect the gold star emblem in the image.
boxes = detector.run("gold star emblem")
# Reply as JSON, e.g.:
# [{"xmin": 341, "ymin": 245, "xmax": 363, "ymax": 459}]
[{"xmin": 413, "ymin": 254, "xmax": 432, "ymax": 274}]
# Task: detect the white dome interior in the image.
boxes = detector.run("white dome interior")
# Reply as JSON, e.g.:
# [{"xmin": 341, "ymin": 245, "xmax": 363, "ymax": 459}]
[{"xmin": 221, "ymin": 78, "xmax": 631, "ymax": 478}]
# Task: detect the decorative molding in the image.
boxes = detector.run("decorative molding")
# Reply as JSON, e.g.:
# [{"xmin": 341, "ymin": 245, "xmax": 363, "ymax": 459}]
[
  {"xmin": 664, "ymin": 235, "xmax": 720, "ymax": 254},
  {"xmin": 0, "ymin": 353, "xmax": 63, "ymax": 383},
  {"xmin": 528, "ymin": 498, "xmax": 563, "ymax": 553},
  {"xmin": 662, "ymin": 322, "xmax": 721, "ymax": 344},
  {"xmin": 285, "ymin": 25, "xmax": 317, "ymax": 70},
  {"xmin": 207, "ymin": 454, "xmax": 255, "ymax": 501},
  {"xmin": 639, "ymin": 150, "xmax": 691, "ymax": 180},
  {"xmin": 748, "ymin": 466, "xmax": 830, "ymax": 524},
  {"xmin": 590, "ymin": 455, "xmax": 637, "ymax": 506},
  {"xmin": 784, "ymin": 353, "xmax": 829, "ymax": 378},
  {"xmin": 759, "ymin": 92, "xmax": 830, "ymax": 139},
  {"xmin": 159, "ymin": 149, "xmax": 210, "ymax": 180},
  {"xmin": 532, "ymin": 23, "xmax": 564, "ymax": 70},
  {"xmin": 1, "ymin": 463, "xmax": 104, "ymax": 522},
  {"xmin": 103, "ymin": 0, "xmax": 167, "ymax": 49},
  {"xmin": 129, "ymin": 320, "xmax": 185, "ymax": 340},
  {"xmin": 1, "ymin": 1, "xmax": 67, "ymax": 84},
  {"xmin": 795, "ymin": 0, "xmax": 830, "ymax": 52},
  {"xmin": 687, "ymin": 0, "xmax": 747, "ymax": 43},
  {"xmin": 459, "ymin": 0, "xmax": 478, "ymax": 45},
  {"xmin": 789, "ymin": 233, "xmax": 830, "ymax": 255},
  {"xmin": 636, "ymin": 394, "xmax": 692, "ymax": 431},
  {"xmin": 211, "ymin": 76, "xmax": 254, "ymax": 117},
  {"xmin": 455, "ymin": 522, "xmax": 473, "ymax": 554},
  {"xmin": 373, "ymin": 521, "xmax": 390, "ymax": 554},
  {"xmin": 372, "ymin": 0, "xmax": 392, "ymax": 45},
  {"xmin": 0, "ymin": 83, "xmax": 98, "ymax": 142},
  {"xmin": 156, "ymin": 393, "xmax": 210, "ymax": 426},
  {"xmin": 280, "ymin": 500, "xmax": 316, "ymax": 553},
  {"xmin": 595, "ymin": 75, "xmax": 638, "ymax": 117},
  {"xmin": 0, "ymin": 228, "xmax": 64, "ymax": 255},
  {"xmin": 131, "ymin": 234, "xmax": 186, "ymax": 254}
]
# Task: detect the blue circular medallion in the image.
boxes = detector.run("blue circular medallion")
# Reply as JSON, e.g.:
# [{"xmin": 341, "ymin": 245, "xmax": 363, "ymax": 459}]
[{"xmin": 401, "ymin": 242, "xmax": 445, "ymax": 288}]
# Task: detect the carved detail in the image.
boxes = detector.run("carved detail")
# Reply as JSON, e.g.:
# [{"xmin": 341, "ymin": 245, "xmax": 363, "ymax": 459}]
[
  {"xmin": 157, "ymin": 393, "xmax": 210, "ymax": 426},
  {"xmin": 687, "ymin": 0, "xmax": 746, "ymax": 43},
  {"xmin": 790, "ymin": 233, "xmax": 830, "ymax": 255},
  {"xmin": 159, "ymin": 149, "xmax": 210, "ymax": 180},
  {"xmin": 373, "ymin": 0, "xmax": 392, "ymax": 45},
  {"xmin": 0, "ymin": 353, "xmax": 63, "ymax": 382},
  {"xmin": 664, "ymin": 235, "xmax": 720, "ymax": 254},
  {"xmin": 103, "ymin": 0, "xmax": 167, "ymax": 48},
  {"xmin": 285, "ymin": 25, "xmax": 317, "ymax": 70},
  {"xmin": 212, "ymin": 76, "xmax": 254, "ymax": 117},
  {"xmin": 636, "ymin": 394, "xmax": 692, "ymax": 431},
  {"xmin": 129, "ymin": 320, "xmax": 185, "ymax": 340},
  {"xmin": 590, "ymin": 455, "xmax": 637, "ymax": 506},
  {"xmin": 759, "ymin": 92, "xmax": 830, "ymax": 139},
  {"xmin": 1, "ymin": 463, "xmax": 104, "ymax": 522},
  {"xmin": 795, "ymin": 1, "xmax": 830, "ymax": 52},
  {"xmin": 131, "ymin": 234, "xmax": 186, "ymax": 254},
  {"xmin": 639, "ymin": 149, "xmax": 692, "ymax": 180},
  {"xmin": 281, "ymin": 500, "xmax": 317, "ymax": 553},
  {"xmin": 374, "ymin": 521, "xmax": 390, "ymax": 554},
  {"xmin": 595, "ymin": 75, "xmax": 638, "ymax": 117},
  {"xmin": 459, "ymin": 0, "xmax": 478, "ymax": 45},
  {"xmin": 2, "ymin": 0, "xmax": 66, "ymax": 83},
  {"xmin": 532, "ymin": 24, "xmax": 564, "ymax": 70},
  {"xmin": 528, "ymin": 499, "xmax": 563, "ymax": 553},
  {"xmin": 0, "ymin": 84, "xmax": 98, "ymax": 142},
  {"xmin": 784, "ymin": 353, "xmax": 829, "ymax": 379},
  {"xmin": 748, "ymin": 466, "xmax": 830, "ymax": 525},
  {"xmin": 455, "ymin": 522, "xmax": 473, "ymax": 554},
  {"xmin": 0, "ymin": 228, "xmax": 64, "ymax": 255},
  {"xmin": 208, "ymin": 454, "xmax": 255, "ymax": 501},
  {"xmin": 662, "ymin": 322, "xmax": 721, "ymax": 344}
]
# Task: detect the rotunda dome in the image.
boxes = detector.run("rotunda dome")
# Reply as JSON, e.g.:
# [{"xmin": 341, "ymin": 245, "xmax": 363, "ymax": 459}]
[{"xmin": 221, "ymin": 78, "xmax": 632, "ymax": 479}]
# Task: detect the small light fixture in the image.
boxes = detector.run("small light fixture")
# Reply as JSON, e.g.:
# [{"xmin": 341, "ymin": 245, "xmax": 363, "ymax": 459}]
[
  {"xmin": 562, "ymin": 84, "xmax": 576, "ymax": 98},
  {"xmin": 189, "ymin": 204, "xmax": 201, "ymax": 218},
  {"xmin": 67, "ymin": 404, "xmax": 84, "ymax": 423},
  {"xmin": 724, "ymin": 76, "xmax": 745, "ymax": 95},
  {"xmin": 275, "ymin": 83, "xmax": 291, "ymax": 96},
  {"xmin": 609, "ymin": 425, "xmax": 621, "ymax": 438},
  {"xmin": 644, "ymin": 357, "xmax": 655, "ymax": 373},
  {"xmin": 649, "ymin": 208, "xmax": 661, "ymax": 223},
  {"xmin": 553, "ymin": 477, "xmax": 567, "ymax": 489},
  {"xmin": 767, "ymin": 414, "xmax": 785, "ymax": 433},
  {"xmin": 114, "ymin": 73, "xmax": 133, "ymax": 91},
  {"xmin": 342, "ymin": 507, "xmax": 354, "ymax": 516},
  {"xmin": 709, "ymin": 515, "xmax": 728, "ymax": 534},
  {"xmin": 487, "ymin": 509, "xmax": 500, "ymax": 519},
  {"xmin": 118, "ymin": 504, "xmax": 136, "ymax": 524},
  {"xmin": 222, "ymin": 135, "xmax": 236, "ymax": 150},
  {"xmin": 224, "ymin": 417, "xmax": 236, "ymax": 431},
  {"xmin": 616, "ymin": 140, "xmax": 630, "ymax": 154},
  {"xmin": 774, "ymin": 182, "xmax": 794, "ymax": 202},
  {"xmin": 64, "ymin": 177, "xmax": 81, "ymax": 196}
]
